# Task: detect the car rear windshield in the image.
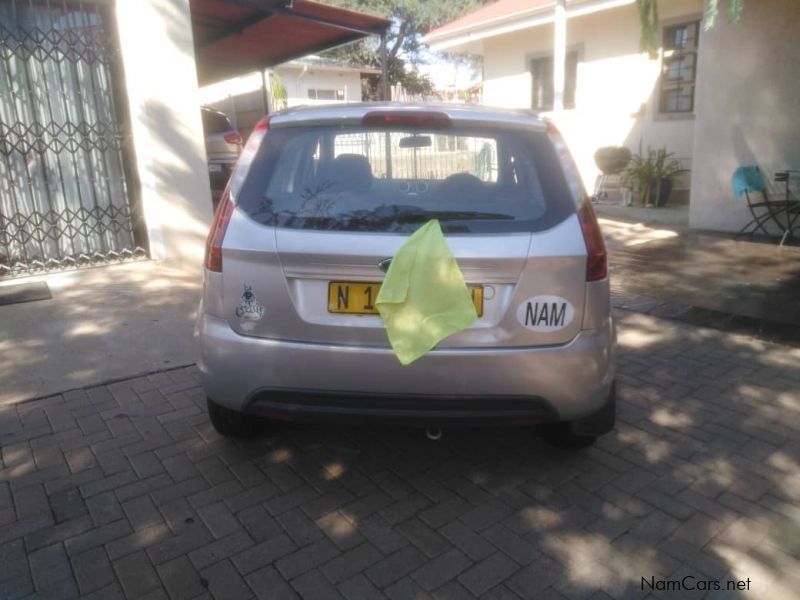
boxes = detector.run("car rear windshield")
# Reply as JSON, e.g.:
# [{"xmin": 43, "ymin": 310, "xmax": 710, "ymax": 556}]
[{"xmin": 236, "ymin": 123, "xmax": 576, "ymax": 234}]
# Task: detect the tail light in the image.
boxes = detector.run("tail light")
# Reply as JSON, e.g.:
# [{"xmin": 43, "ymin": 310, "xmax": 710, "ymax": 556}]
[
  {"xmin": 204, "ymin": 188, "xmax": 234, "ymax": 272},
  {"xmin": 224, "ymin": 132, "xmax": 243, "ymax": 145},
  {"xmin": 545, "ymin": 120, "xmax": 607, "ymax": 281},
  {"xmin": 578, "ymin": 198, "xmax": 607, "ymax": 281},
  {"xmin": 205, "ymin": 117, "xmax": 270, "ymax": 272}
]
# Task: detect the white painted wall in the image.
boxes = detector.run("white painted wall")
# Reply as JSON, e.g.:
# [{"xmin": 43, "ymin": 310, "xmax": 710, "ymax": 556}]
[
  {"xmin": 115, "ymin": 0, "xmax": 213, "ymax": 266},
  {"xmin": 690, "ymin": 0, "xmax": 800, "ymax": 232},
  {"xmin": 275, "ymin": 66, "xmax": 364, "ymax": 107},
  {"xmin": 480, "ymin": 0, "xmax": 702, "ymax": 192}
]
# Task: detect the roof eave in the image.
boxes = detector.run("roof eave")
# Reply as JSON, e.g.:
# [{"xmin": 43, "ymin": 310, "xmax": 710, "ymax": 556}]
[{"xmin": 424, "ymin": 0, "xmax": 635, "ymax": 52}]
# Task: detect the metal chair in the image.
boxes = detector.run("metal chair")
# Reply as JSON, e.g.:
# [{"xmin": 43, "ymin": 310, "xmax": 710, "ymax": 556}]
[{"xmin": 733, "ymin": 166, "xmax": 800, "ymax": 246}]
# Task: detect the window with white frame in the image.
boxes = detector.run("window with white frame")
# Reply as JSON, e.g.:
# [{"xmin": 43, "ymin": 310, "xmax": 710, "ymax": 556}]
[
  {"xmin": 660, "ymin": 20, "xmax": 700, "ymax": 114},
  {"xmin": 307, "ymin": 88, "xmax": 345, "ymax": 101}
]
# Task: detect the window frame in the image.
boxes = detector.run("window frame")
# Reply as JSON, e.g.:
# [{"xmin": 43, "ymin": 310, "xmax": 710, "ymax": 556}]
[
  {"xmin": 658, "ymin": 19, "xmax": 701, "ymax": 116},
  {"xmin": 528, "ymin": 49, "xmax": 580, "ymax": 112},
  {"xmin": 307, "ymin": 88, "xmax": 346, "ymax": 101}
]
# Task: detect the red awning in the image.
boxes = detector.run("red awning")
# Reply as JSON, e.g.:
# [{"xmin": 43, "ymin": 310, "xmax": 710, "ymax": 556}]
[{"xmin": 191, "ymin": 0, "xmax": 390, "ymax": 85}]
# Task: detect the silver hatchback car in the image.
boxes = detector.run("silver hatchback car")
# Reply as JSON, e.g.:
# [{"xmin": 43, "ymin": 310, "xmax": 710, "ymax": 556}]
[{"xmin": 198, "ymin": 103, "xmax": 615, "ymax": 448}]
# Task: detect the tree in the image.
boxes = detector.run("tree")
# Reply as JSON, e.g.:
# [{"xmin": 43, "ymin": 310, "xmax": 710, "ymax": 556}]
[
  {"xmin": 636, "ymin": 0, "xmax": 744, "ymax": 55},
  {"xmin": 321, "ymin": 0, "xmax": 490, "ymax": 98}
]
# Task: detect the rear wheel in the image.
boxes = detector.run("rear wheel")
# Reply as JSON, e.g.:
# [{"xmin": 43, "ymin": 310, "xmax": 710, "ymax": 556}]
[{"xmin": 206, "ymin": 398, "xmax": 263, "ymax": 438}]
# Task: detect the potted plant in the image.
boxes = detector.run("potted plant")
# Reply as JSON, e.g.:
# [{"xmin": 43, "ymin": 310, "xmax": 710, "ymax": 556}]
[{"xmin": 621, "ymin": 147, "xmax": 683, "ymax": 207}]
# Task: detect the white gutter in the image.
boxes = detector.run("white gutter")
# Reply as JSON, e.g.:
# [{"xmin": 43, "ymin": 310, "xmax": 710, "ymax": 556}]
[{"xmin": 424, "ymin": 0, "xmax": 635, "ymax": 52}]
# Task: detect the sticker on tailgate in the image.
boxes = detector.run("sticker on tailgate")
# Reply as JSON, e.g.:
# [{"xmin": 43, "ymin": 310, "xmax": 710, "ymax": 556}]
[{"xmin": 517, "ymin": 295, "xmax": 574, "ymax": 331}]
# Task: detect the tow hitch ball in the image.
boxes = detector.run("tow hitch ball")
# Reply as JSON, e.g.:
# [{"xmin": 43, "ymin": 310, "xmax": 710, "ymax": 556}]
[{"xmin": 425, "ymin": 427, "xmax": 442, "ymax": 441}]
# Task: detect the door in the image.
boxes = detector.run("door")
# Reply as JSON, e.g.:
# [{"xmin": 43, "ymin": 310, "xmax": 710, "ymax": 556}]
[{"xmin": 0, "ymin": 0, "xmax": 146, "ymax": 277}]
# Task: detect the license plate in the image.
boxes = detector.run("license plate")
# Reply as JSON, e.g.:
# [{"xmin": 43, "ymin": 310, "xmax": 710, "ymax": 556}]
[
  {"xmin": 327, "ymin": 281, "xmax": 484, "ymax": 316},
  {"xmin": 208, "ymin": 164, "xmax": 222, "ymax": 172}
]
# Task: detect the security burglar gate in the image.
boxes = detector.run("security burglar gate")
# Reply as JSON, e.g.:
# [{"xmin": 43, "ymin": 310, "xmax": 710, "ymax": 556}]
[{"xmin": 0, "ymin": 0, "xmax": 146, "ymax": 277}]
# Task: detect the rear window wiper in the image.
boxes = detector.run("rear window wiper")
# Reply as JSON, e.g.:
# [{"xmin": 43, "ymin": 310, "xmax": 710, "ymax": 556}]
[{"xmin": 393, "ymin": 210, "xmax": 515, "ymax": 223}]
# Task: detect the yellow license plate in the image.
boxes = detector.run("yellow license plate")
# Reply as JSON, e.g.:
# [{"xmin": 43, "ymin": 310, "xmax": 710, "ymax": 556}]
[{"xmin": 328, "ymin": 281, "xmax": 484, "ymax": 317}]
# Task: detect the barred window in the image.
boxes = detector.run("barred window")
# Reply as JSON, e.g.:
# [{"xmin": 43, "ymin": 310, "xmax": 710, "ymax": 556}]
[{"xmin": 660, "ymin": 21, "xmax": 700, "ymax": 114}]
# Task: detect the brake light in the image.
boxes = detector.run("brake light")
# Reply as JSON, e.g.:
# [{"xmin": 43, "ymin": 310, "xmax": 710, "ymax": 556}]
[
  {"xmin": 204, "ymin": 189, "xmax": 234, "ymax": 272},
  {"xmin": 362, "ymin": 110, "xmax": 451, "ymax": 130},
  {"xmin": 578, "ymin": 198, "xmax": 607, "ymax": 281},
  {"xmin": 224, "ymin": 132, "xmax": 242, "ymax": 145}
]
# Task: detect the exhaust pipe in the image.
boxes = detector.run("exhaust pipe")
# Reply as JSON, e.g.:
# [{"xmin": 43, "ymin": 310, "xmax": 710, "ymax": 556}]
[{"xmin": 425, "ymin": 427, "xmax": 442, "ymax": 441}]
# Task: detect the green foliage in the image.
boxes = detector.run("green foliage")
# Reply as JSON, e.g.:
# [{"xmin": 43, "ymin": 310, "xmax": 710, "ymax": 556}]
[
  {"xmin": 704, "ymin": 0, "xmax": 744, "ymax": 31},
  {"xmin": 621, "ymin": 147, "xmax": 683, "ymax": 207},
  {"xmin": 270, "ymin": 72, "xmax": 288, "ymax": 110},
  {"xmin": 320, "ymin": 0, "xmax": 490, "ymax": 97},
  {"xmin": 636, "ymin": 0, "xmax": 660, "ymax": 58}
]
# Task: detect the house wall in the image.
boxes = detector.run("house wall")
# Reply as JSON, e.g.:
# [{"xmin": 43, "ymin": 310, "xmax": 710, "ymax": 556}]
[
  {"xmin": 690, "ymin": 0, "xmax": 800, "ymax": 232},
  {"xmin": 198, "ymin": 67, "xmax": 367, "ymax": 143},
  {"xmin": 481, "ymin": 0, "xmax": 703, "ymax": 193},
  {"xmin": 276, "ymin": 66, "xmax": 363, "ymax": 107},
  {"xmin": 115, "ymin": 0, "xmax": 213, "ymax": 266}
]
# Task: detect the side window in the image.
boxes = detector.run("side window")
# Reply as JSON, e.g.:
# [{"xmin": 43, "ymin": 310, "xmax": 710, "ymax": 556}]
[{"xmin": 660, "ymin": 21, "xmax": 700, "ymax": 114}]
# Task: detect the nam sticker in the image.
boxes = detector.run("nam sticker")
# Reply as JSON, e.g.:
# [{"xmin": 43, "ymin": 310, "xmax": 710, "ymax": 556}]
[
  {"xmin": 516, "ymin": 295, "xmax": 574, "ymax": 332},
  {"xmin": 235, "ymin": 284, "xmax": 265, "ymax": 321}
]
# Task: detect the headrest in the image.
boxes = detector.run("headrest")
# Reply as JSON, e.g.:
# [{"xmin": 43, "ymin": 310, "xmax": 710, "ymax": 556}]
[{"xmin": 330, "ymin": 154, "xmax": 373, "ymax": 193}]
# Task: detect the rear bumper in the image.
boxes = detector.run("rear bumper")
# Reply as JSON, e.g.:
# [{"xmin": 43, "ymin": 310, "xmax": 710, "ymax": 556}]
[{"xmin": 197, "ymin": 314, "xmax": 615, "ymax": 424}]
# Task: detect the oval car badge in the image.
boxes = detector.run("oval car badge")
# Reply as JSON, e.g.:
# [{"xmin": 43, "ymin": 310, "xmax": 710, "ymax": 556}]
[
  {"xmin": 516, "ymin": 295, "xmax": 575, "ymax": 332},
  {"xmin": 378, "ymin": 258, "xmax": 392, "ymax": 273}
]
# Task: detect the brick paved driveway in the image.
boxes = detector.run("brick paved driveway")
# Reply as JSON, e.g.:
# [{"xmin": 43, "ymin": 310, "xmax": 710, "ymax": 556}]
[{"xmin": 2, "ymin": 312, "xmax": 799, "ymax": 600}]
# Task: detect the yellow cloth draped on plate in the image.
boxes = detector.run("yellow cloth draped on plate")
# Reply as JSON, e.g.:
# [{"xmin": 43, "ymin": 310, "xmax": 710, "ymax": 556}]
[{"xmin": 376, "ymin": 220, "xmax": 478, "ymax": 365}]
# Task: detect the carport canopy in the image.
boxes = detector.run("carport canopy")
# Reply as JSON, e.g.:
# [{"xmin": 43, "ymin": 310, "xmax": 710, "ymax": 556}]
[{"xmin": 191, "ymin": 0, "xmax": 391, "ymax": 86}]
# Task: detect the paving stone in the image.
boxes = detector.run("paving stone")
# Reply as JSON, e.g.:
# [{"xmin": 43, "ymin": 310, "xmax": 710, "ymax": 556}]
[
  {"xmin": 278, "ymin": 507, "xmax": 326, "ymax": 547},
  {"xmin": 198, "ymin": 501, "xmax": 241, "ymax": 539},
  {"xmin": 71, "ymin": 546, "xmax": 116, "ymax": 594},
  {"xmin": 86, "ymin": 490, "xmax": 123, "ymax": 526},
  {"xmin": 145, "ymin": 522, "xmax": 214, "ymax": 565},
  {"xmin": 482, "ymin": 523, "xmax": 540, "ymax": 565},
  {"xmin": 410, "ymin": 549, "xmax": 472, "ymax": 592},
  {"xmin": 338, "ymin": 573, "xmax": 386, "ymax": 600},
  {"xmin": 397, "ymin": 518, "xmax": 450, "ymax": 558},
  {"xmin": 122, "ymin": 494, "xmax": 163, "ymax": 531},
  {"xmin": 113, "ymin": 550, "xmax": 162, "ymax": 598},
  {"xmin": 365, "ymin": 545, "xmax": 427, "ymax": 588},
  {"xmin": 157, "ymin": 555, "xmax": 207, "ymax": 600},
  {"xmin": 64, "ymin": 518, "xmax": 131, "ymax": 556},
  {"xmin": 384, "ymin": 576, "xmax": 434, "ymax": 600},
  {"xmin": 232, "ymin": 534, "xmax": 298, "ymax": 575},
  {"xmin": 245, "ymin": 565, "xmax": 299, "ymax": 600},
  {"xmin": 275, "ymin": 538, "xmax": 341, "ymax": 580},
  {"xmin": 439, "ymin": 520, "xmax": 495, "ymax": 561},
  {"xmin": 457, "ymin": 553, "xmax": 519, "ymax": 596},
  {"xmin": 201, "ymin": 559, "xmax": 253, "ymax": 600},
  {"xmin": 235, "ymin": 505, "xmax": 283, "ymax": 543},
  {"xmin": 290, "ymin": 569, "xmax": 344, "ymax": 600},
  {"xmin": 48, "ymin": 487, "xmax": 88, "ymax": 523},
  {"xmin": 188, "ymin": 530, "xmax": 254, "ymax": 570},
  {"xmin": 315, "ymin": 510, "xmax": 365, "ymax": 550},
  {"xmin": 106, "ymin": 522, "xmax": 171, "ymax": 560},
  {"xmin": 320, "ymin": 542, "xmax": 382, "ymax": 585}
]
